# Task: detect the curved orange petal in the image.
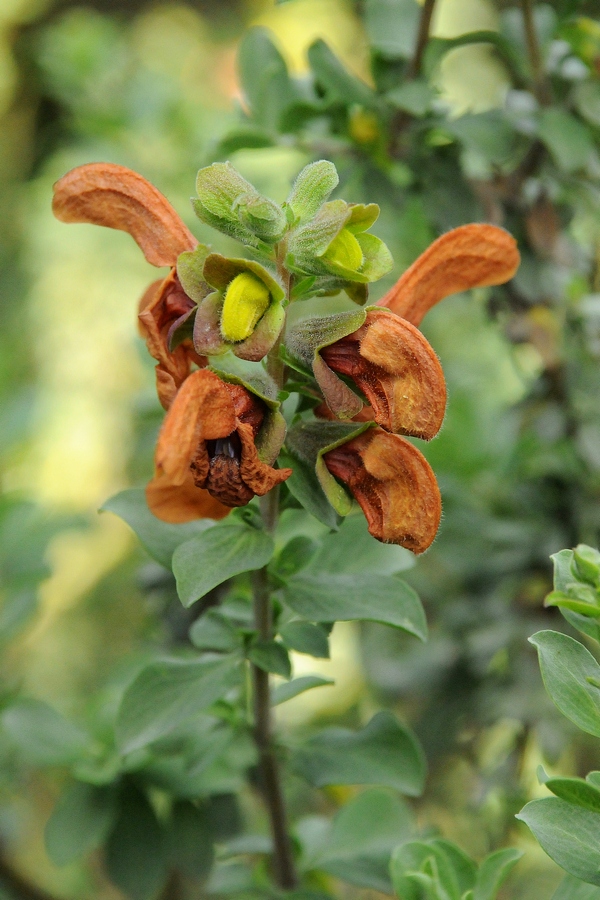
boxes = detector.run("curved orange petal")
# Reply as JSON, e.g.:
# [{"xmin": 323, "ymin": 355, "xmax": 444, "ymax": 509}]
[
  {"xmin": 324, "ymin": 428, "xmax": 441, "ymax": 552},
  {"xmin": 321, "ymin": 308, "xmax": 446, "ymax": 439},
  {"xmin": 146, "ymin": 469, "xmax": 230, "ymax": 523},
  {"xmin": 377, "ymin": 224, "xmax": 520, "ymax": 326},
  {"xmin": 154, "ymin": 369, "xmax": 236, "ymax": 485},
  {"xmin": 52, "ymin": 163, "xmax": 197, "ymax": 267},
  {"xmin": 237, "ymin": 423, "xmax": 292, "ymax": 495}
]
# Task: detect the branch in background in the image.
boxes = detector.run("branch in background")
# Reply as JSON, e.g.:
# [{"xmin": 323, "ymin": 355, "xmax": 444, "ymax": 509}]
[
  {"xmin": 521, "ymin": 0, "xmax": 552, "ymax": 104},
  {"xmin": 407, "ymin": 0, "xmax": 437, "ymax": 79},
  {"xmin": 389, "ymin": 0, "xmax": 437, "ymax": 157}
]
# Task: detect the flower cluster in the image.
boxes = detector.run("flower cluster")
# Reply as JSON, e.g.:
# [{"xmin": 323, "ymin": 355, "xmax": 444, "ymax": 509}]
[{"xmin": 52, "ymin": 160, "xmax": 519, "ymax": 552}]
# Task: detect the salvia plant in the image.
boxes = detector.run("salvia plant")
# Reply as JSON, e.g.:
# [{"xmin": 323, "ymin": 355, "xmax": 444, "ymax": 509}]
[{"xmin": 34, "ymin": 155, "xmax": 519, "ymax": 898}]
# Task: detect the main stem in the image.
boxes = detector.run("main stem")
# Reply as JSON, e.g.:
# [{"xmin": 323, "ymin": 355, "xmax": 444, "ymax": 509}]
[{"xmin": 251, "ymin": 488, "xmax": 297, "ymax": 889}]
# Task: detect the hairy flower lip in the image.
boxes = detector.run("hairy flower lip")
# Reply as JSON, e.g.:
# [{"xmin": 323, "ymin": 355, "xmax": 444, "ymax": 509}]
[
  {"xmin": 323, "ymin": 427, "xmax": 441, "ymax": 553},
  {"xmin": 146, "ymin": 369, "xmax": 291, "ymax": 523},
  {"xmin": 320, "ymin": 308, "xmax": 446, "ymax": 439},
  {"xmin": 377, "ymin": 223, "xmax": 520, "ymax": 327},
  {"xmin": 52, "ymin": 163, "xmax": 197, "ymax": 267}
]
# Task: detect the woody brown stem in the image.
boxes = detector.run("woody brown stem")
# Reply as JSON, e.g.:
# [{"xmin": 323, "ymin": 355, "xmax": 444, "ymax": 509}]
[
  {"xmin": 250, "ymin": 488, "xmax": 297, "ymax": 890},
  {"xmin": 407, "ymin": 0, "xmax": 437, "ymax": 79},
  {"xmin": 521, "ymin": 0, "xmax": 552, "ymax": 104}
]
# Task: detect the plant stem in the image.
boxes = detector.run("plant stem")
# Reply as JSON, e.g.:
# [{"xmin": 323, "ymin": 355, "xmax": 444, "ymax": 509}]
[
  {"xmin": 407, "ymin": 0, "xmax": 437, "ymax": 79},
  {"xmin": 521, "ymin": 0, "xmax": 551, "ymax": 104},
  {"xmin": 250, "ymin": 488, "xmax": 297, "ymax": 890}
]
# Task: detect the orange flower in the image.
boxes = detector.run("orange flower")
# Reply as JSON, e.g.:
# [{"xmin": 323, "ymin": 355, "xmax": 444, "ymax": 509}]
[
  {"xmin": 316, "ymin": 224, "xmax": 520, "ymax": 552},
  {"xmin": 377, "ymin": 223, "xmax": 520, "ymax": 326},
  {"xmin": 146, "ymin": 369, "xmax": 291, "ymax": 524},
  {"xmin": 324, "ymin": 428, "xmax": 441, "ymax": 552},
  {"xmin": 52, "ymin": 163, "xmax": 206, "ymax": 409}
]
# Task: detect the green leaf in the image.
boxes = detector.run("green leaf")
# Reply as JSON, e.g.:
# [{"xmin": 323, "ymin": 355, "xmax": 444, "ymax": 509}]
[
  {"xmin": 194, "ymin": 162, "xmax": 261, "ymax": 245},
  {"xmin": 116, "ymin": 656, "xmax": 240, "ymax": 753},
  {"xmin": 310, "ymin": 789, "xmax": 413, "ymax": 892},
  {"xmin": 517, "ymin": 798, "xmax": 600, "ymax": 886},
  {"xmin": 280, "ymin": 621, "xmax": 330, "ymax": 658},
  {"xmin": 387, "ymin": 80, "xmax": 434, "ymax": 116},
  {"xmin": 166, "ymin": 801, "xmax": 214, "ymax": 880},
  {"xmin": 424, "ymin": 31, "xmax": 526, "ymax": 83},
  {"xmin": 308, "ymin": 39, "xmax": 376, "ymax": 108},
  {"xmin": 45, "ymin": 782, "xmax": 117, "ymax": 866},
  {"xmin": 284, "ymin": 573, "xmax": 427, "ymax": 641},
  {"xmin": 102, "ymin": 489, "xmax": 213, "ymax": 569},
  {"xmin": 106, "ymin": 787, "xmax": 166, "ymax": 900},
  {"xmin": 272, "ymin": 675, "xmax": 334, "ymax": 705},
  {"xmin": 279, "ymin": 450, "xmax": 340, "ymax": 530},
  {"xmin": 473, "ymin": 848, "xmax": 522, "ymax": 900},
  {"xmin": 189, "ymin": 611, "xmax": 240, "ymax": 653},
  {"xmin": 551, "ymin": 549, "xmax": 575, "ymax": 593},
  {"xmin": 287, "ymin": 160, "xmax": 339, "ymax": 224},
  {"xmin": 544, "ymin": 777, "xmax": 600, "ymax": 813},
  {"xmin": 248, "ymin": 640, "xmax": 291, "ymax": 678},
  {"xmin": 2, "ymin": 699, "xmax": 91, "ymax": 766},
  {"xmin": 173, "ymin": 524, "xmax": 275, "ymax": 607},
  {"xmin": 573, "ymin": 545, "xmax": 600, "ymax": 586},
  {"xmin": 308, "ymin": 514, "xmax": 413, "ymax": 576},
  {"xmin": 391, "ymin": 839, "xmax": 474, "ymax": 900},
  {"xmin": 365, "ymin": 0, "xmax": 420, "ymax": 60},
  {"xmin": 271, "ymin": 535, "xmax": 319, "ymax": 580},
  {"xmin": 292, "ymin": 711, "xmax": 425, "ymax": 795},
  {"xmin": 538, "ymin": 108, "xmax": 595, "ymax": 173},
  {"xmin": 238, "ymin": 27, "xmax": 298, "ymax": 132},
  {"xmin": 529, "ymin": 631, "xmax": 600, "ymax": 737},
  {"xmin": 552, "ymin": 874, "xmax": 600, "ymax": 899},
  {"xmin": 574, "ymin": 81, "xmax": 600, "ymax": 128}
]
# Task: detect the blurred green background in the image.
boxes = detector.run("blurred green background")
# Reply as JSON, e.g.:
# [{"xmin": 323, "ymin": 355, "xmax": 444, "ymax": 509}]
[{"xmin": 1, "ymin": 0, "xmax": 600, "ymax": 897}]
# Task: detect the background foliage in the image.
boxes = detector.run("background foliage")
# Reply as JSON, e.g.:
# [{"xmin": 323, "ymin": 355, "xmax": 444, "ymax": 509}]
[{"xmin": 1, "ymin": 0, "xmax": 600, "ymax": 897}]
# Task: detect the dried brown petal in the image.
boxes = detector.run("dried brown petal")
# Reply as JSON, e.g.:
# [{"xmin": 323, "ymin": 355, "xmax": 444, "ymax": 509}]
[
  {"xmin": 377, "ymin": 224, "xmax": 520, "ymax": 326},
  {"xmin": 138, "ymin": 272, "xmax": 206, "ymax": 409},
  {"xmin": 52, "ymin": 163, "xmax": 197, "ymax": 267},
  {"xmin": 146, "ymin": 469, "xmax": 230, "ymax": 524},
  {"xmin": 321, "ymin": 308, "xmax": 446, "ymax": 439},
  {"xmin": 324, "ymin": 428, "xmax": 441, "ymax": 552}
]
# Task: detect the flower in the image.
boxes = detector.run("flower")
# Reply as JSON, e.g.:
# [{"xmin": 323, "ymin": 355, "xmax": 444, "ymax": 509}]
[
  {"xmin": 320, "ymin": 307, "xmax": 446, "ymax": 439},
  {"xmin": 192, "ymin": 254, "xmax": 286, "ymax": 361},
  {"xmin": 146, "ymin": 369, "xmax": 292, "ymax": 524},
  {"xmin": 52, "ymin": 163, "xmax": 206, "ymax": 409},
  {"xmin": 314, "ymin": 224, "xmax": 520, "ymax": 552},
  {"xmin": 376, "ymin": 223, "xmax": 520, "ymax": 326},
  {"xmin": 323, "ymin": 427, "xmax": 441, "ymax": 551}
]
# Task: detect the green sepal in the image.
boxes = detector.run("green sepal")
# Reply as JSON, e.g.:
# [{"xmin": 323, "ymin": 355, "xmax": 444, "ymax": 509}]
[
  {"xmin": 287, "ymin": 200, "xmax": 350, "ymax": 265},
  {"xmin": 209, "ymin": 353, "xmax": 280, "ymax": 408},
  {"xmin": 285, "ymin": 419, "xmax": 374, "ymax": 516},
  {"xmin": 176, "ymin": 244, "xmax": 211, "ymax": 303},
  {"xmin": 193, "ymin": 292, "xmax": 229, "ymax": 357},
  {"xmin": 235, "ymin": 193, "xmax": 286, "ymax": 242},
  {"xmin": 255, "ymin": 408, "xmax": 287, "ymax": 465},
  {"xmin": 203, "ymin": 254, "xmax": 284, "ymax": 303},
  {"xmin": 286, "ymin": 160, "xmax": 339, "ymax": 225},
  {"xmin": 194, "ymin": 162, "xmax": 260, "ymax": 245},
  {"xmin": 284, "ymin": 307, "xmax": 366, "ymax": 418},
  {"xmin": 232, "ymin": 302, "xmax": 285, "ymax": 362},
  {"xmin": 346, "ymin": 203, "xmax": 380, "ymax": 233},
  {"xmin": 167, "ymin": 305, "xmax": 196, "ymax": 352}
]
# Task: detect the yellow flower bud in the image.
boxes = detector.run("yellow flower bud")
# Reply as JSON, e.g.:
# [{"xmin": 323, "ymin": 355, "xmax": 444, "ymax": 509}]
[
  {"xmin": 323, "ymin": 228, "xmax": 364, "ymax": 273},
  {"xmin": 220, "ymin": 272, "xmax": 270, "ymax": 343}
]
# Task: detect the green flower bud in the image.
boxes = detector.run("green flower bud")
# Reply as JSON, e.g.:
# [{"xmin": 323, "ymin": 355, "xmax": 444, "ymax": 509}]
[
  {"xmin": 221, "ymin": 272, "xmax": 270, "ymax": 343},
  {"xmin": 322, "ymin": 228, "xmax": 364, "ymax": 272}
]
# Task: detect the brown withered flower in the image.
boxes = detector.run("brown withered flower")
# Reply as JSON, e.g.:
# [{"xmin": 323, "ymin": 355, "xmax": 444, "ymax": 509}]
[
  {"xmin": 146, "ymin": 369, "xmax": 292, "ymax": 524},
  {"xmin": 52, "ymin": 163, "xmax": 206, "ymax": 409},
  {"xmin": 315, "ymin": 224, "xmax": 520, "ymax": 552},
  {"xmin": 324, "ymin": 428, "xmax": 441, "ymax": 552}
]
